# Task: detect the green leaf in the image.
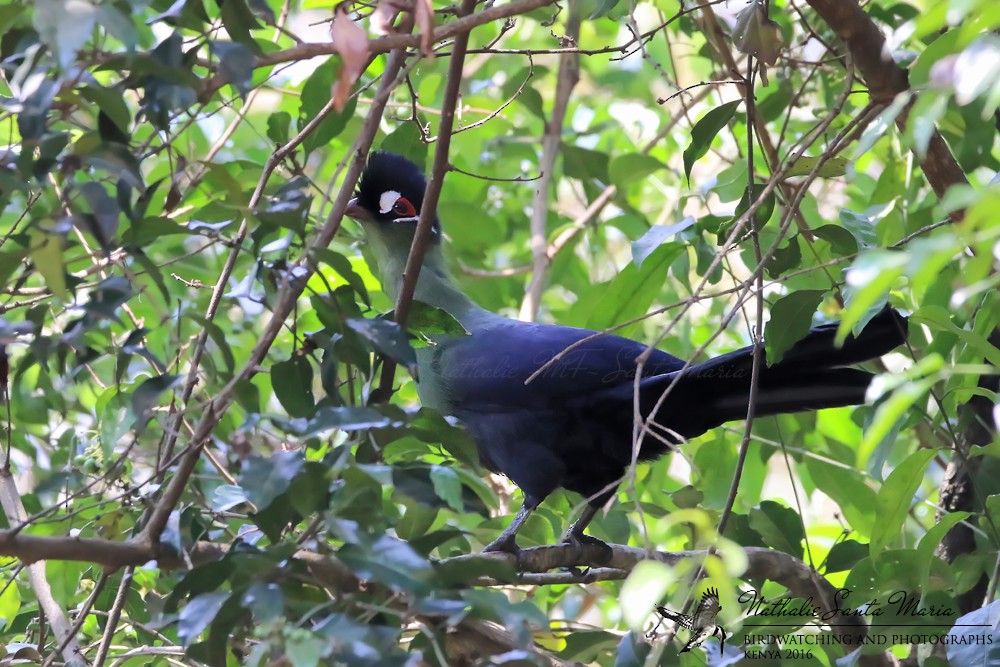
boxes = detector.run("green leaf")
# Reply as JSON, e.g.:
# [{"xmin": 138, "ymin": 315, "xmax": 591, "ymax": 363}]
[
  {"xmin": 131, "ymin": 373, "xmax": 180, "ymax": 428},
  {"xmin": 211, "ymin": 485, "xmax": 248, "ymax": 512},
  {"xmin": 267, "ymin": 111, "xmax": 291, "ymax": 145},
  {"xmin": 0, "ymin": 575, "xmax": 20, "ymax": 629},
  {"xmin": 338, "ymin": 535, "xmax": 434, "ymax": 594},
  {"xmin": 766, "ymin": 235, "xmax": 802, "ymax": 277},
  {"xmin": 80, "ymin": 182, "xmax": 121, "ymax": 250},
  {"xmin": 429, "ymin": 465, "xmax": 464, "ymax": 512},
  {"xmin": 406, "ymin": 301, "xmax": 469, "ymax": 337},
  {"xmin": 275, "ymin": 406, "xmax": 393, "ymax": 437},
  {"xmin": 824, "ymin": 539, "xmax": 868, "ymax": 573},
  {"xmin": 178, "ymin": 592, "xmax": 230, "ymax": 646},
  {"xmin": 683, "ymin": 100, "xmax": 741, "ymax": 184},
  {"xmin": 82, "ymin": 85, "xmax": 132, "ymax": 136},
  {"xmin": 563, "ymin": 145, "xmax": 610, "ymax": 182},
  {"xmin": 33, "ymin": 0, "xmax": 97, "ymax": 70},
  {"xmin": 218, "ymin": 0, "xmax": 262, "ymax": 53},
  {"xmin": 299, "ymin": 60, "xmax": 357, "ymax": 157},
  {"xmin": 724, "ymin": 182, "xmax": 776, "ymax": 235},
  {"xmin": 812, "ymin": 224, "xmax": 858, "ymax": 255},
  {"xmin": 239, "ymin": 451, "xmax": 304, "ymax": 510},
  {"xmin": 83, "ymin": 142, "xmax": 145, "ymax": 189},
  {"xmin": 869, "ymin": 449, "xmax": 937, "ymax": 556},
  {"xmin": 671, "ymin": 485, "xmax": 703, "ymax": 509},
  {"xmin": 784, "ymin": 155, "xmax": 849, "ymax": 178},
  {"xmin": 805, "ymin": 457, "xmax": 877, "ymax": 538},
  {"xmin": 838, "ymin": 251, "xmax": 907, "ymax": 343},
  {"xmin": 559, "ymin": 630, "xmax": 621, "ymax": 662},
  {"xmin": 84, "ymin": 276, "xmax": 133, "ymax": 320},
  {"xmin": 614, "ymin": 631, "xmax": 652, "ymax": 667},
  {"xmin": 910, "ymin": 30, "xmax": 964, "ymax": 87},
  {"xmin": 764, "ymin": 290, "xmax": 825, "ymax": 365},
  {"xmin": 346, "ymin": 317, "xmax": 418, "ymax": 377},
  {"xmin": 911, "ymin": 306, "xmax": 1000, "ymax": 368},
  {"xmin": 287, "ymin": 462, "xmax": 331, "ymax": 517},
  {"xmin": 30, "ymin": 230, "xmax": 68, "ymax": 301},
  {"xmin": 916, "ymin": 511, "xmax": 969, "ymax": 588},
  {"xmin": 286, "ymin": 633, "xmax": 327, "ymax": 667},
  {"xmin": 619, "ymin": 560, "xmax": 672, "ymax": 630},
  {"xmin": 838, "ymin": 208, "xmax": 877, "ymax": 249},
  {"xmin": 589, "ymin": 0, "xmax": 622, "ymax": 19},
  {"xmin": 210, "ymin": 41, "xmax": 255, "ymax": 96},
  {"xmin": 313, "ymin": 248, "xmax": 370, "ymax": 306},
  {"xmin": 862, "ymin": 376, "xmax": 935, "ymax": 461},
  {"xmin": 630, "ymin": 217, "xmax": 694, "ymax": 268},
  {"xmin": 271, "ymin": 356, "xmax": 315, "ymax": 418},
  {"xmin": 609, "ymin": 153, "xmax": 667, "ymax": 189},
  {"xmin": 748, "ymin": 500, "xmax": 804, "ymax": 558},
  {"xmin": 571, "ymin": 242, "xmax": 684, "ymax": 337}
]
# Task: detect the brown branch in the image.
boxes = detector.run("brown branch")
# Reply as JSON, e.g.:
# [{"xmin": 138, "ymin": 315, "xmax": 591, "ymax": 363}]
[
  {"xmin": 0, "ymin": 471, "xmax": 87, "ymax": 667},
  {"xmin": 518, "ymin": 3, "xmax": 580, "ymax": 322},
  {"xmin": 374, "ymin": 0, "xmax": 478, "ymax": 400},
  {"xmin": 138, "ymin": 36, "xmax": 415, "ymax": 548},
  {"xmin": 94, "ymin": 568, "xmax": 134, "ymax": 667},
  {"xmin": 804, "ymin": 0, "xmax": 969, "ymax": 203},
  {"xmin": 200, "ymin": 0, "xmax": 560, "ymax": 98},
  {"xmin": 0, "ymin": 528, "xmax": 869, "ymax": 645}
]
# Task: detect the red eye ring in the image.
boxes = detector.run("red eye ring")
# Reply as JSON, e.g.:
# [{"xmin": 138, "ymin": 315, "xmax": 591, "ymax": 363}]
[{"xmin": 392, "ymin": 197, "xmax": 417, "ymax": 218}]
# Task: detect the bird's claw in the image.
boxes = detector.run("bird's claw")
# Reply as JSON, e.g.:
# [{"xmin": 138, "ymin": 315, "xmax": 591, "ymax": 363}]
[
  {"xmin": 560, "ymin": 531, "xmax": 613, "ymax": 566},
  {"xmin": 482, "ymin": 535, "xmax": 526, "ymax": 569}
]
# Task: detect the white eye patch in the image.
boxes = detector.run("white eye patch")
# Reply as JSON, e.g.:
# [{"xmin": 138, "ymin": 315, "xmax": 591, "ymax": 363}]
[{"xmin": 379, "ymin": 190, "xmax": 402, "ymax": 214}]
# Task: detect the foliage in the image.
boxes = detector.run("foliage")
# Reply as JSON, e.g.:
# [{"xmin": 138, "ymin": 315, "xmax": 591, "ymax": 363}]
[{"xmin": 0, "ymin": 0, "xmax": 997, "ymax": 665}]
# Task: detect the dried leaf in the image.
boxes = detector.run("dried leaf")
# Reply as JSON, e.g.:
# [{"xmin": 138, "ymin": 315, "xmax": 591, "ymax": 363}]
[
  {"xmin": 330, "ymin": 5, "xmax": 370, "ymax": 112},
  {"xmin": 371, "ymin": 0, "xmax": 403, "ymax": 35},
  {"xmin": 733, "ymin": 0, "xmax": 783, "ymax": 66},
  {"xmin": 414, "ymin": 0, "xmax": 434, "ymax": 56}
]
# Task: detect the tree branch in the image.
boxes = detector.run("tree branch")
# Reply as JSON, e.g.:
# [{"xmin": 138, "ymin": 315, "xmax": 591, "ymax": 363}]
[
  {"xmin": 138, "ymin": 39, "xmax": 415, "ymax": 547},
  {"xmin": 375, "ymin": 0, "xmax": 479, "ymax": 400},
  {"xmin": 0, "ymin": 529, "xmax": 870, "ymax": 647},
  {"xmin": 518, "ymin": 3, "xmax": 581, "ymax": 322},
  {"xmin": 804, "ymin": 0, "xmax": 969, "ymax": 202},
  {"xmin": 0, "ymin": 471, "xmax": 87, "ymax": 667},
  {"xmin": 200, "ymin": 0, "xmax": 559, "ymax": 99}
]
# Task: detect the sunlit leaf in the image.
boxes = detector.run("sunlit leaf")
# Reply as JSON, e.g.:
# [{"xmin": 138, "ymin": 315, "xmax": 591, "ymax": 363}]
[{"xmin": 683, "ymin": 100, "xmax": 741, "ymax": 185}]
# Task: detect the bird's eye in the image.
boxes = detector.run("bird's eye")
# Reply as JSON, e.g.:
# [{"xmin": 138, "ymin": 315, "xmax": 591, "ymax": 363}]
[{"xmin": 392, "ymin": 197, "xmax": 417, "ymax": 218}]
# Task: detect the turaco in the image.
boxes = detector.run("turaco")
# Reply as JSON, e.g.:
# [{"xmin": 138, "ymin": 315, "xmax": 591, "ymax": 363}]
[{"xmin": 345, "ymin": 150, "xmax": 908, "ymax": 559}]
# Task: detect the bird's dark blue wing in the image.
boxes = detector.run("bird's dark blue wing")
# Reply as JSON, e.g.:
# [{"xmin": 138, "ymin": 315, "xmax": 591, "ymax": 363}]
[{"xmin": 429, "ymin": 319, "xmax": 685, "ymax": 411}]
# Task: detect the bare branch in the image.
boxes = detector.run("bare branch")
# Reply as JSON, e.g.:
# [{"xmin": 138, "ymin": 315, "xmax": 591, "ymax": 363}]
[
  {"xmin": 804, "ymin": 0, "xmax": 969, "ymax": 204},
  {"xmin": 375, "ymin": 0, "xmax": 480, "ymax": 400},
  {"xmin": 519, "ymin": 3, "xmax": 580, "ymax": 322},
  {"xmin": 0, "ymin": 471, "xmax": 87, "ymax": 667}
]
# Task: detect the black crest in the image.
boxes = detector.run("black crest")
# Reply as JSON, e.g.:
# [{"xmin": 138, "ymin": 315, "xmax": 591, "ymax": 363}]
[{"xmin": 355, "ymin": 151, "xmax": 439, "ymax": 234}]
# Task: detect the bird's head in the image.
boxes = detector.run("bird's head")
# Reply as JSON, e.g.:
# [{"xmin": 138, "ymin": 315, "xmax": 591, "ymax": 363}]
[
  {"xmin": 345, "ymin": 151, "xmax": 464, "ymax": 308},
  {"xmin": 346, "ymin": 151, "xmax": 441, "ymax": 240}
]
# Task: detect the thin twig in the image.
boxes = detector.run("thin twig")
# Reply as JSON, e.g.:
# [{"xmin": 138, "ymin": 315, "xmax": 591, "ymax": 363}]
[
  {"xmin": 0, "ymin": 471, "xmax": 86, "ymax": 667},
  {"xmin": 139, "ymin": 32, "xmax": 417, "ymax": 547},
  {"xmin": 375, "ymin": 0, "xmax": 479, "ymax": 400},
  {"xmin": 518, "ymin": 3, "xmax": 580, "ymax": 321}
]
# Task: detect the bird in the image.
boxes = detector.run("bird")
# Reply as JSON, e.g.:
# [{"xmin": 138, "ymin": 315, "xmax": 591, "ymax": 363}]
[
  {"xmin": 344, "ymin": 150, "xmax": 908, "ymax": 558},
  {"xmin": 651, "ymin": 588, "xmax": 727, "ymax": 653}
]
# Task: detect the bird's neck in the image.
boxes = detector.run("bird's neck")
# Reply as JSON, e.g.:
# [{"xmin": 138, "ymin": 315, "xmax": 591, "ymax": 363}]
[{"xmin": 365, "ymin": 226, "xmax": 486, "ymax": 324}]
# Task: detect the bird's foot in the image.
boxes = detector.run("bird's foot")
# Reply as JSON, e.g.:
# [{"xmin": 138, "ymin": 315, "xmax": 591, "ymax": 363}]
[
  {"xmin": 482, "ymin": 534, "xmax": 526, "ymax": 569},
  {"xmin": 560, "ymin": 531, "xmax": 613, "ymax": 567}
]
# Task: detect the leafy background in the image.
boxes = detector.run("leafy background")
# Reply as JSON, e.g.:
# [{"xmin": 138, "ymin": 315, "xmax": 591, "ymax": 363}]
[{"xmin": 0, "ymin": 0, "xmax": 998, "ymax": 665}]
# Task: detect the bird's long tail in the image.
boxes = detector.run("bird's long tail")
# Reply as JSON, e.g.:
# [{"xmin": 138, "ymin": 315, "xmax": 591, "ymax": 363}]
[{"xmin": 636, "ymin": 308, "xmax": 908, "ymax": 440}]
